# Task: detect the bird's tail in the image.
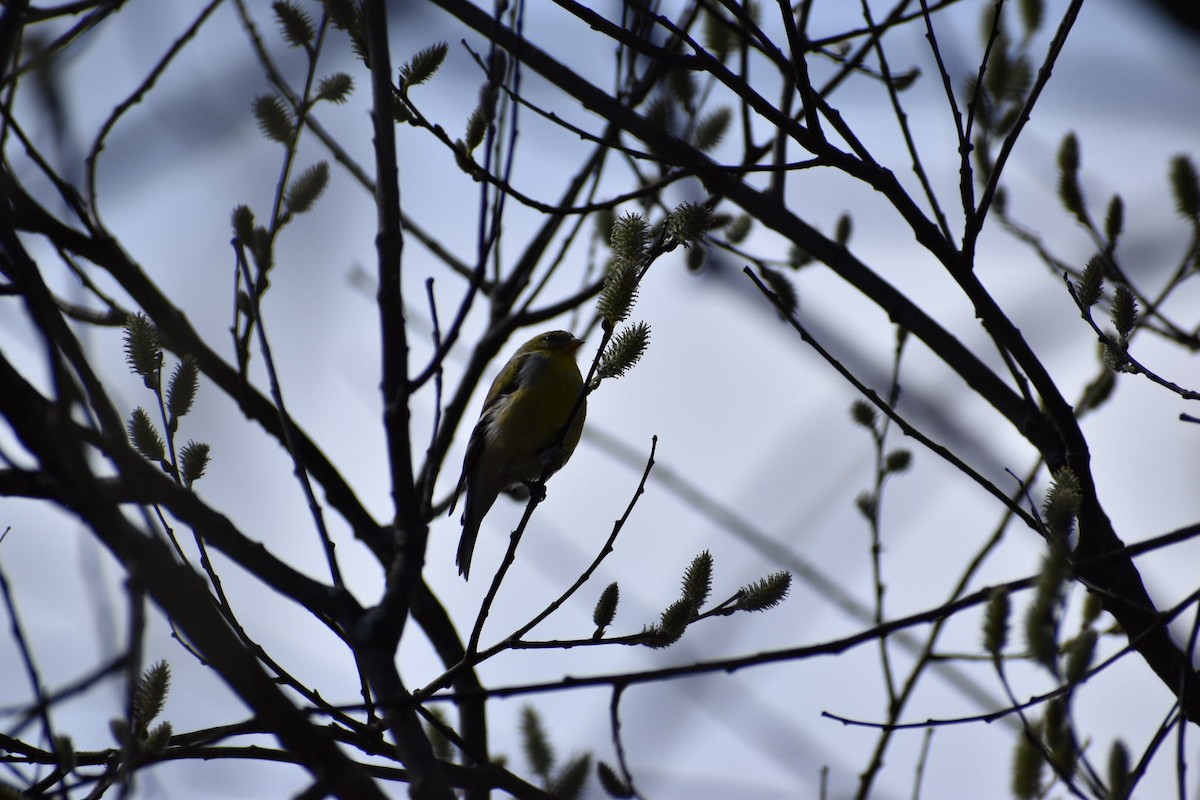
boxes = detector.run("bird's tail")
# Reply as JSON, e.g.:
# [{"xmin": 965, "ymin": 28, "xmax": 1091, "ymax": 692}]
[
  {"xmin": 456, "ymin": 516, "xmax": 479, "ymax": 580},
  {"xmin": 447, "ymin": 471, "xmax": 467, "ymax": 517}
]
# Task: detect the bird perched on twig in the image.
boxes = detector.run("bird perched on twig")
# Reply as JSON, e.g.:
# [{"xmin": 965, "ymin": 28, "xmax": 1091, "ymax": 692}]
[{"xmin": 450, "ymin": 330, "xmax": 587, "ymax": 579}]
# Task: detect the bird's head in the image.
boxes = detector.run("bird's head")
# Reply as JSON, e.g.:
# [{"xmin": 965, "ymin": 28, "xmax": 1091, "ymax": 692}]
[{"xmin": 520, "ymin": 330, "xmax": 584, "ymax": 357}]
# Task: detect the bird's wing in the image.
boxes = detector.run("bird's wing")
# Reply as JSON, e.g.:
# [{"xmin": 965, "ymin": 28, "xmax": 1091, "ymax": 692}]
[{"xmin": 447, "ymin": 352, "xmax": 535, "ymax": 515}]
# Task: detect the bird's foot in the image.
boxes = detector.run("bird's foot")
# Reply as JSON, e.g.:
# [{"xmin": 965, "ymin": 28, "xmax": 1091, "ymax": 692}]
[{"xmin": 522, "ymin": 479, "xmax": 548, "ymax": 503}]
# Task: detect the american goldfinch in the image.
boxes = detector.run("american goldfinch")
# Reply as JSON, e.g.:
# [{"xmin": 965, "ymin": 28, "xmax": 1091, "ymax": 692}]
[{"xmin": 451, "ymin": 330, "xmax": 587, "ymax": 579}]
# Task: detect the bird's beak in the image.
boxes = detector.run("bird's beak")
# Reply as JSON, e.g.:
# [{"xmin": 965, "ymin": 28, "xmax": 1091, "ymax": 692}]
[{"xmin": 567, "ymin": 336, "xmax": 584, "ymax": 354}]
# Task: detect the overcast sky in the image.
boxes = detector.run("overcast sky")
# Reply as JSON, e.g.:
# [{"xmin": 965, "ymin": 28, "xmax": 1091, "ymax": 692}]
[{"xmin": 3, "ymin": 1, "xmax": 1200, "ymax": 797}]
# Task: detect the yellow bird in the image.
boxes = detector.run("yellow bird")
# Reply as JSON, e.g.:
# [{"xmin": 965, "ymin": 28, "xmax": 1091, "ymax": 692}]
[{"xmin": 451, "ymin": 330, "xmax": 587, "ymax": 579}]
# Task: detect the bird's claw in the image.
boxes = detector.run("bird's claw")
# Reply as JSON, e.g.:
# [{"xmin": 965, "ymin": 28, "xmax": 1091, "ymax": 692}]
[{"xmin": 522, "ymin": 480, "xmax": 547, "ymax": 503}]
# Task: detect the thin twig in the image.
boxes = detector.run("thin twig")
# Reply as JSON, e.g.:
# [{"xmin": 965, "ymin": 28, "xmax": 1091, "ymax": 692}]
[
  {"xmin": 84, "ymin": 0, "xmax": 224, "ymax": 220},
  {"xmin": 428, "ymin": 575, "xmax": 1043, "ymax": 703},
  {"xmin": 0, "ymin": 560, "xmax": 66, "ymax": 781},
  {"xmin": 1063, "ymin": 274, "xmax": 1200, "ymax": 402},
  {"xmin": 232, "ymin": 240, "xmax": 345, "ymax": 587},
  {"xmin": 609, "ymin": 684, "xmax": 646, "ymax": 800},
  {"xmin": 744, "ymin": 266, "xmax": 1039, "ymax": 531}
]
